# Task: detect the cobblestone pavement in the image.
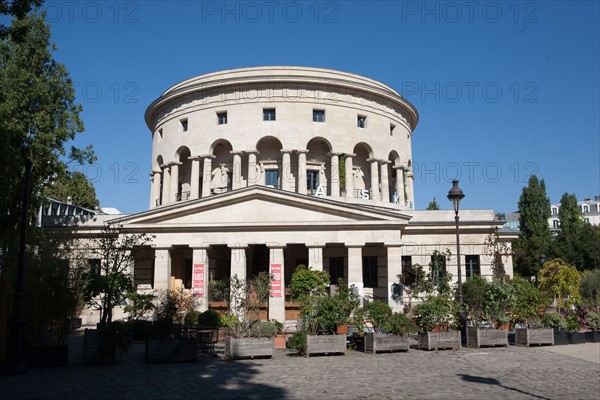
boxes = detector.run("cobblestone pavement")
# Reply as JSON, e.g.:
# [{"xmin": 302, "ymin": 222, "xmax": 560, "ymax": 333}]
[{"xmin": 1, "ymin": 334, "xmax": 599, "ymax": 400}]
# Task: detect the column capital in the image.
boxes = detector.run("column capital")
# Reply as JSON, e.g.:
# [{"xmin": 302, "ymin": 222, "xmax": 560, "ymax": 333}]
[
  {"xmin": 383, "ymin": 243, "xmax": 403, "ymax": 248},
  {"xmin": 296, "ymin": 149, "xmax": 309, "ymax": 154},
  {"xmin": 327, "ymin": 152, "xmax": 343, "ymax": 157},
  {"xmin": 393, "ymin": 165, "xmax": 406, "ymax": 170},
  {"xmin": 306, "ymin": 244, "xmax": 326, "ymax": 249},
  {"xmin": 200, "ymin": 154, "xmax": 216, "ymax": 159},
  {"xmin": 230, "ymin": 151, "xmax": 244, "ymax": 156},
  {"xmin": 344, "ymin": 153, "xmax": 356, "ymax": 158},
  {"xmin": 160, "ymin": 163, "xmax": 169, "ymax": 170},
  {"xmin": 280, "ymin": 149, "xmax": 294, "ymax": 154},
  {"xmin": 345, "ymin": 243, "xmax": 364, "ymax": 248},
  {"xmin": 244, "ymin": 150, "xmax": 260, "ymax": 155},
  {"xmin": 266, "ymin": 243, "xmax": 286, "ymax": 249},
  {"xmin": 168, "ymin": 161, "xmax": 182, "ymax": 167},
  {"xmin": 366, "ymin": 158, "xmax": 379, "ymax": 163},
  {"xmin": 228, "ymin": 244, "xmax": 248, "ymax": 250},
  {"xmin": 188, "ymin": 155, "xmax": 201, "ymax": 161},
  {"xmin": 149, "ymin": 170, "xmax": 161, "ymax": 176},
  {"xmin": 379, "ymin": 160, "xmax": 391, "ymax": 165}
]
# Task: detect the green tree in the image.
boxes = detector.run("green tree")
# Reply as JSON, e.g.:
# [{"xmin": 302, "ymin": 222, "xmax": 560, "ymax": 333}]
[
  {"xmin": 78, "ymin": 226, "xmax": 154, "ymax": 326},
  {"xmin": 484, "ymin": 226, "xmax": 510, "ymax": 281},
  {"xmin": 0, "ymin": 10, "xmax": 92, "ymax": 363},
  {"xmin": 513, "ymin": 175, "xmax": 553, "ymax": 276},
  {"xmin": 579, "ymin": 269, "xmax": 600, "ymax": 310},
  {"xmin": 538, "ymin": 258, "xmax": 580, "ymax": 312},
  {"xmin": 426, "ymin": 197, "xmax": 440, "ymax": 210},
  {"xmin": 555, "ymin": 193, "xmax": 584, "ymax": 268},
  {"xmin": 44, "ymin": 170, "xmax": 99, "ymax": 209},
  {"xmin": 578, "ymin": 223, "xmax": 600, "ymax": 270}
]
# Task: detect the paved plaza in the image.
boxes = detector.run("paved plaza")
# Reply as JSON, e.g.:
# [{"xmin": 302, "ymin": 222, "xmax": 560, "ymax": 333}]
[{"xmin": 1, "ymin": 335, "xmax": 599, "ymax": 400}]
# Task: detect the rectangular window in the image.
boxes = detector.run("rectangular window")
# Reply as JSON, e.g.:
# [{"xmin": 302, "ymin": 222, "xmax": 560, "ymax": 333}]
[
  {"xmin": 158, "ymin": 128, "xmax": 163, "ymax": 141},
  {"xmin": 329, "ymin": 257, "xmax": 344, "ymax": 283},
  {"xmin": 307, "ymin": 170, "xmax": 319, "ymax": 194},
  {"xmin": 551, "ymin": 207, "xmax": 558, "ymax": 215},
  {"xmin": 263, "ymin": 108, "xmax": 276, "ymax": 121},
  {"xmin": 400, "ymin": 256, "xmax": 415, "ymax": 286},
  {"xmin": 465, "ymin": 255, "xmax": 481, "ymax": 279},
  {"xmin": 313, "ymin": 109, "xmax": 325, "ymax": 122},
  {"xmin": 88, "ymin": 259, "xmax": 101, "ymax": 275},
  {"xmin": 265, "ymin": 169, "xmax": 279, "ymax": 189},
  {"xmin": 585, "ymin": 218, "xmax": 590, "ymax": 224},
  {"xmin": 553, "ymin": 220, "xmax": 559, "ymax": 228},
  {"xmin": 217, "ymin": 112, "xmax": 227, "ymax": 125},
  {"xmin": 362, "ymin": 256, "xmax": 378, "ymax": 288},
  {"xmin": 430, "ymin": 254, "xmax": 447, "ymax": 287},
  {"xmin": 180, "ymin": 118, "xmax": 188, "ymax": 132},
  {"xmin": 357, "ymin": 115, "xmax": 366, "ymax": 128},
  {"xmin": 226, "ymin": 172, "xmax": 233, "ymax": 191},
  {"xmin": 390, "ymin": 124, "xmax": 396, "ymax": 136}
]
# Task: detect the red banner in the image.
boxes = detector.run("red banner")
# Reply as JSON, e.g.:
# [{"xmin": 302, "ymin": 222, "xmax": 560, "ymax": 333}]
[
  {"xmin": 270, "ymin": 263, "xmax": 282, "ymax": 298},
  {"xmin": 192, "ymin": 263, "xmax": 205, "ymax": 297}
]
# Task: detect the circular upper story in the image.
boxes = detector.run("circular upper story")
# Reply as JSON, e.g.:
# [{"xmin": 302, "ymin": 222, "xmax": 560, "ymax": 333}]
[{"xmin": 145, "ymin": 66, "xmax": 418, "ymax": 164}]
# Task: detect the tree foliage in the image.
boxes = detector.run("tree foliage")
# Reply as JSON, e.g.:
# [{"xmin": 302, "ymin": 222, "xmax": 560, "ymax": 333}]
[
  {"xmin": 484, "ymin": 226, "xmax": 509, "ymax": 281},
  {"xmin": 538, "ymin": 258, "xmax": 580, "ymax": 311},
  {"xmin": 44, "ymin": 170, "xmax": 99, "ymax": 209},
  {"xmin": 579, "ymin": 269, "xmax": 600, "ymax": 310},
  {"xmin": 0, "ymin": 0, "xmax": 43, "ymax": 39},
  {"xmin": 78, "ymin": 226, "xmax": 154, "ymax": 326},
  {"xmin": 426, "ymin": 197, "xmax": 440, "ymax": 210},
  {"xmin": 555, "ymin": 193, "xmax": 584, "ymax": 267},
  {"xmin": 513, "ymin": 175, "xmax": 553, "ymax": 276}
]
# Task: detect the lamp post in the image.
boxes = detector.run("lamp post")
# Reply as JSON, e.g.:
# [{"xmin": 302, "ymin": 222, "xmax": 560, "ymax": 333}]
[{"xmin": 447, "ymin": 179, "xmax": 465, "ymax": 344}]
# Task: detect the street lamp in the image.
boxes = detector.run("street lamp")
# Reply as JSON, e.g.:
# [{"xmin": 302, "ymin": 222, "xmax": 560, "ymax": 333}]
[{"xmin": 447, "ymin": 179, "xmax": 465, "ymax": 344}]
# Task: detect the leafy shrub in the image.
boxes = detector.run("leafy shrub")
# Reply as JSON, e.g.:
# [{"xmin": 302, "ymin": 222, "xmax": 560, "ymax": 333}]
[
  {"xmin": 565, "ymin": 313, "xmax": 581, "ymax": 332},
  {"xmin": 249, "ymin": 320, "xmax": 279, "ymax": 337},
  {"xmin": 364, "ymin": 301, "xmax": 392, "ymax": 332},
  {"xmin": 198, "ymin": 310, "xmax": 221, "ymax": 327},
  {"xmin": 542, "ymin": 313, "xmax": 567, "ymax": 331},
  {"xmin": 184, "ymin": 311, "xmax": 201, "ymax": 325},
  {"xmin": 219, "ymin": 313, "xmax": 238, "ymax": 328},
  {"xmin": 384, "ymin": 312, "xmax": 417, "ymax": 335},
  {"xmin": 585, "ymin": 311, "xmax": 600, "ymax": 331},
  {"xmin": 287, "ymin": 331, "xmax": 307, "ymax": 354},
  {"xmin": 413, "ymin": 294, "xmax": 458, "ymax": 333},
  {"xmin": 580, "ymin": 270, "xmax": 600, "ymax": 309},
  {"xmin": 208, "ymin": 278, "xmax": 230, "ymax": 302},
  {"xmin": 509, "ymin": 277, "xmax": 547, "ymax": 327}
]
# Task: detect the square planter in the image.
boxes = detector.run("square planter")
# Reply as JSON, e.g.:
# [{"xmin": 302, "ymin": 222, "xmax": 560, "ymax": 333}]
[
  {"xmin": 145, "ymin": 337, "xmax": 198, "ymax": 363},
  {"xmin": 554, "ymin": 331, "xmax": 569, "ymax": 345},
  {"xmin": 83, "ymin": 328, "xmax": 116, "ymax": 365},
  {"xmin": 466, "ymin": 329, "xmax": 508, "ymax": 348},
  {"xmin": 306, "ymin": 334, "xmax": 346, "ymax": 357},
  {"xmin": 585, "ymin": 331, "xmax": 600, "ymax": 343},
  {"xmin": 515, "ymin": 328, "xmax": 554, "ymax": 346},
  {"xmin": 224, "ymin": 336, "xmax": 274, "ymax": 359},
  {"xmin": 418, "ymin": 331, "xmax": 461, "ymax": 351},
  {"xmin": 364, "ymin": 333, "xmax": 409, "ymax": 353},
  {"xmin": 567, "ymin": 332, "xmax": 586, "ymax": 345},
  {"xmin": 274, "ymin": 334, "xmax": 287, "ymax": 349}
]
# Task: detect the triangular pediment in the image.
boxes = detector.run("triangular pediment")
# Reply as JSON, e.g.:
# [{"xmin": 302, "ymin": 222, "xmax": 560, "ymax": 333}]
[{"xmin": 115, "ymin": 186, "xmax": 411, "ymax": 229}]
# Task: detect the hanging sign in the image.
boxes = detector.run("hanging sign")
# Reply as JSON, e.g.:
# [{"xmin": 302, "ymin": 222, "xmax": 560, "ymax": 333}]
[
  {"xmin": 270, "ymin": 263, "xmax": 282, "ymax": 298},
  {"xmin": 192, "ymin": 263, "xmax": 205, "ymax": 297}
]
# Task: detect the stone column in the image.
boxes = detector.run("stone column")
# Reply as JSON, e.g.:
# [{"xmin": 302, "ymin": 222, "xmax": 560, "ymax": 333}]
[
  {"xmin": 367, "ymin": 158, "xmax": 380, "ymax": 201},
  {"xmin": 281, "ymin": 150, "xmax": 292, "ymax": 191},
  {"xmin": 386, "ymin": 244, "xmax": 403, "ymax": 312},
  {"xmin": 201, "ymin": 155, "xmax": 214, "ymax": 198},
  {"xmin": 297, "ymin": 150, "xmax": 308, "ymax": 195},
  {"xmin": 169, "ymin": 162, "xmax": 181, "ymax": 202},
  {"xmin": 229, "ymin": 245, "xmax": 247, "ymax": 316},
  {"xmin": 268, "ymin": 245, "xmax": 285, "ymax": 322},
  {"xmin": 380, "ymin": 160, "xmax": 390, "ymax": 203},
  {"xmin": 192, "ymin": 247, "xmax": 209, "ymax": 311},
  {"xmin": 150, "ymin": 170, "xmax": 161, "ymax": 208},
  {"xmin": 153, "ymin": 248, "xmax": 171, "ymax": 290},
  {"xmin": 246, "ymin": 151, "xmax": 259, "ymax": 186},
  {"xmin": 328, "ymin": 152, "xmax": 340, "ymax": 197},
  {"xmin": 230, "ymin": 151, "xmax": 243, "ymax": 190},
  {"xmin": 344, "ymin": 154, "xmax": 355, "ymax": 198},
  {"xmin": 189, "ymin": 156, "xmax": 201, "ymax": 200},
  {"xmin": 406, "ymin": 170, "xmax": 415, "ymax": 209},
  {"xmin": 161, "ymin": 164, "xmax": 171, "ymax": 205},
  {"xmin": 394, "ymin": 166, "xmax": 405, "ymax": 205},
  {"xmin": 307, "ymin": 245, "xmax": 324, "ymax": 271},
  {"xmin": 347, "ymin": 245, "xmax": 364, "ymax": 299}
]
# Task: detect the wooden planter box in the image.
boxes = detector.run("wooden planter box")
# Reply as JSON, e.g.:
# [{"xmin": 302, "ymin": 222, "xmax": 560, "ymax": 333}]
[
  {"xmin": 466, "ymin": 329, "xmax": 508, "ymax": 348},
  {"xmin": 224, "ymin": 336, "xmax": 274, "ymax": 359},
  {"xmin": 83, "ymin": 328, "xmax": 116, "ymax": 365},
  {"xmin": 145, "ymin": 337, "xmax": 198, "ymax": 363},
  {"xmin": 306, "ymin": 334, "xmax": 346, "ymax": 357},
  {"xmin": 364, "ymin": 333, "xmax": 409, "ymax": 353},
  {"xmin": 418, "ymin": 331, "xmax": 461, "ymax": 351},
  {"xmin": 585, "ymin": 331, "xmax": 600, "ymax": 343},
  {"xmin": 515, "ymin": 328, "xmax": 554, "ymax": 346}
]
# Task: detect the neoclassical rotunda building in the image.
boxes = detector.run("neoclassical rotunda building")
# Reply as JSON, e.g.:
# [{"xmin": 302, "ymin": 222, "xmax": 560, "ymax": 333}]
[{"xmin": 64, "ymin": 67, "xmax": 516, "ymax": 323}]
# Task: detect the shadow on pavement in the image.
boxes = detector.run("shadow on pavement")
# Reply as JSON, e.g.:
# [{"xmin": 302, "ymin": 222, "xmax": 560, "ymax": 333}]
[{"xmin": 458, "ymin": 374, "xmax": 551, "ymax": 400}]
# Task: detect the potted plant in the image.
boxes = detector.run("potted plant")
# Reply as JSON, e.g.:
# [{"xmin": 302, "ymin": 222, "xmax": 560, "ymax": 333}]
[
  {"xmin": 584, "ymin": 311, "xmax": 600, "ymax": 343},
  {"xmin": 413, "ymin": 294, "xmax": 460, "ymax": 350},
  {"xmin": 541, "ymin": 312, "xmax": 568, "ymax": 345},
  {"xmin": 511, "ymin": 277, "xmax": 554, "ymax": 346},
  {"xmin": 287, "ymin": 266, "xmax": 358, "ymax": 357},
  {"xmin": 565, "ymin": 312, "xmax": 586, "ymax": 344},
  {"xmin": 463, "ymin": 276, "xmax": 512, "ymax": 348},
  {"xmin": 363, "ymin": 301, "xmax": 416, "ymax": 353},
  {"xmin": 145, "ymin": 289, "xmax": 200, "ymax": 363},
  {"xmin": 224, "ymin": 272, "xmax": 277, "ymax": 359}
]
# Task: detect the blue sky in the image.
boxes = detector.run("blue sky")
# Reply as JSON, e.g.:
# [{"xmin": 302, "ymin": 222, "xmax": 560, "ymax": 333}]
[{"xmin": 39, "ymin": 1, "xmax": 599, "ymax": 214}]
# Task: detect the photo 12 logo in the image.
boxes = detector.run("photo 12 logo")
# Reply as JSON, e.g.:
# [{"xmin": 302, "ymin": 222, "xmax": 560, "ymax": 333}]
[
  {"xmin": 400, "ymin": 81, "xmax": 540, "ymax": 104},
  {"xmin": 42, "ymin": 1, "xmax": 140, "ymax": 24},
  {"xmin": 400, "ymin": 1, "xmax": 540, "ymax": 24},
  {"xmin": 411, "ymin": 161, "xmax": 539, "ymax": 184},
  {"xmin": 200, "ymin": 1, "xmax": 340, "ymax": 23}
]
